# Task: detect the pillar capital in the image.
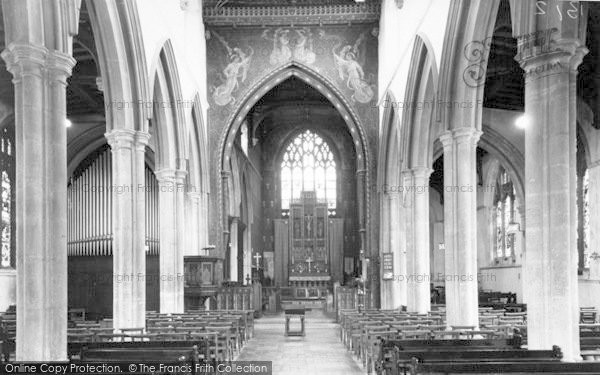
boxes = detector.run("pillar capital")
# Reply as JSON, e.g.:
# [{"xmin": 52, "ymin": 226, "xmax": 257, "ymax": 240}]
[
  {"xmin": 439, "ymin": 128, "xmax": 482, "ymax": 149},
  {"xmin": 134, "ymin": 131, "xmax": 151, "ymax": 150},
  {"xmin": 400, "ymin": 169, "xmax": 414, "ymax": 181},
  {"xmin": 105, "ymin": 129, "xmax": 136, "ymax": 149},
  {"xmin": 410, "ymin": 167, "xmax": 433, "ymax": 180},
  {"xmin": 155, "ymin": 168, "xmax": 187, "ymax": 184},
  {"xmin": 1, "ymin": 43, "xmax": 75, "ymax": 82},
  {"xmin": 105, "ymin": 129, "xmax": 149, "ymax": 150},
  {"xmin": 517, "ymin": 40, "xmax": 588, "ymax": 82}
]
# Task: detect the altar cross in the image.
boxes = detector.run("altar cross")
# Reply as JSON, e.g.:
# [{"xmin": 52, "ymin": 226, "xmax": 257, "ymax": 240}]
[
  {"xmin": 253, "ymin": 252, "xmax": 262, "ymax": 268},
  {"xmin": 305, "ymin": 256, "xmax": 313, "ymax": 272}
]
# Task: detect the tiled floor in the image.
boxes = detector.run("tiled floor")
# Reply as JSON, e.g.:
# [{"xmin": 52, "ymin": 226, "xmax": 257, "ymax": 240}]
[{"xmin": 236, "ymin": 309, "xmax": 364, "ymax": 375}]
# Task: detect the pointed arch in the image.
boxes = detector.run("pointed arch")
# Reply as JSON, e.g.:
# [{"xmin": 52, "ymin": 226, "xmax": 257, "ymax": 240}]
[
  {"xmin": 432, "ymin": 124, "xmax": 525, "ymax": 205},
  {"xmin": 437, "ymin": 0, "xmax": 500, "ymax": 131},
  {"xmin": 152, "ymin": 40, "xmax": 188, "ymax": 171},
  {"xmin": 377, "ymin": 91, "xmax": 400, "ymax": 191},
  {"xmin": 401, "ymin": 34, "xmax": 439, "ymax": 170},
  {"xmin": 86, "ymin": 0, "xmax": 151, "ymax": 132},
  {"xmin": 217, "ymin": 62, "xmax": 372, "ymax": 255},
  {"xmin": 218, "ymin": 63, "xmax": 368, "ymax": 172},
  {"xmin": 192, "ymin": 94, "xmax": 210, "ymax": 195}
]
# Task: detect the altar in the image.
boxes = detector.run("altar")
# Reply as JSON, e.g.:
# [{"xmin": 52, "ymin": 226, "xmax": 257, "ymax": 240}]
[{"xmin": 274, "ymin": 191, "xmax": 344, "ymax": 289}]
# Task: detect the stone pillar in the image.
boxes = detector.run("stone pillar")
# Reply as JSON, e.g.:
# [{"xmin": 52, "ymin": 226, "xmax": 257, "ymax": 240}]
[
  {"xmin": 380, "ymin": 194, "xmax": 395, "ymax": 309},
  {"xmin": 221, "ymin": 170, "xmax": 231, "ymax": 263},
  {"xmin": 229, "ymin": 217, "xmax": 239, "ymax": 282},
  {"xmin": 188, "ymin": 192, "xmax": 201, "ymax": 255},
  {"xmin": 517, "ymin": 42, "xmax": 587, "ymax": 361},
  {"xmin": 1, "ymin": 44, "xmax": 74, "ymax": 360},
  {"xmin": 200, "ymin": 191, "xmax": 210, "ymax": 249},
  {"xmin": 406, "ymin": 167, "xmax": 432, "ymax": 314},
  {"xmin": 106, "ymin": 129, "xmax": 150, "ymax": 331},
  {"xmin": 440, "ymin": 128, "xmax": 481, "ymax": 328},
  {"xmin": 588, "ymin": 163, "xmax": 600, "ymax": 279},
  {"xmin": 515, "ymin": 204, "xmax": 527, "ymax": 305},
  {"xmin": 156, "ymin": 169, "xmax": 187, "ymax": 313},
  {"xmin": 357, "ymin": 169, "xmax": 372, "ymax": 305},
  {"xmin": 390, "ymin": 193, "xmax": 407, "ymax": 307}
]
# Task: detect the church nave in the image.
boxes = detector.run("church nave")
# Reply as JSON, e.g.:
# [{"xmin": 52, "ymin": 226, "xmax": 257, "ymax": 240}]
[
  {"xmin": 236, "ymin": 310, "xmax": 363, "ymax": 375},
  {"xmin": 2, "ymin": 0, "xmax": 600, "ymax": 374}
]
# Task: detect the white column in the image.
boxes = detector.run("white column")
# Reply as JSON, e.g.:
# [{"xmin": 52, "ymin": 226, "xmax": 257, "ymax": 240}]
[
  {"xmin": 518, "ymin": 42, "xmax": 586, "ymax": 361},
  {"xmin": 243, "ymin": 232, "xmax": 252, "ymax": 285},
  {"xmin": 1, "ymin": 44, "xmax": 75, "ymax": 360},
  {"xmin": 406, "ymin": 167, "xmax": 432, "ymax": 314},
  {"xmin": 440, "ymin": 128, "xmax": 481, "ymax": 328},
  {"xmin": 390, "ymin": 192, "xmax": 407, "ymax": 307},
  {"xmin": 380, "ymin": 194, "xmax": 393, "ymax": 309},
  {"xmin": 588, "ymin": 163, "xmax": 600, "ymax": 279},
  {"xmin": 188, "ymin": 192, "xmax": 201, "ymax": 255},
  {"xmin": 156, "ymin": 169, "xmax": 187, "ymax": 313},
  {"xmin": 230, "ymin": 217, "xmax": 239, "ymax": 282},
  {"xmin": 106, "ymin": 129, "xmax": 150, "ymax": 331}
]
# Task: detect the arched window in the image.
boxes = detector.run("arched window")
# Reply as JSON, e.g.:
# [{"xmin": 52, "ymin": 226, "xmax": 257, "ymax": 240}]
[
  {"xmin": 0, "ymin": 126, "xmax": 14, "ymax": 269},
  {"xmin": 240, "ymin": 122, "xmax": 249, "ymax": 156},
  {"xmin": 577, "ymin": 131, "xmax": 590, "ymax": 271},
  {"xmin": 281, "ymin": 130, "xmax": 336, "ymax": 210},
  {"xmin": 583, "ymin": 169, "xmax": 590, "ymax": 268},
  {"xmin": 494, "ymin": 168, "xmax": 517, "ymax": 260}
]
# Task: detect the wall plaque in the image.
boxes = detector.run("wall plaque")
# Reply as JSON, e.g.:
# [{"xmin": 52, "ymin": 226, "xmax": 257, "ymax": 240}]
[{"xmin": 382, "ymin": 252, "xmax": 393, "ymax": 280}]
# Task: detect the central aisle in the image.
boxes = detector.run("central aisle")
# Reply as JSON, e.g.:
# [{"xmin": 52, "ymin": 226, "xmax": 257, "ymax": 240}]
[{"xmin": 236, "ymin": 309, "xmax": 364, "ymax": 375}]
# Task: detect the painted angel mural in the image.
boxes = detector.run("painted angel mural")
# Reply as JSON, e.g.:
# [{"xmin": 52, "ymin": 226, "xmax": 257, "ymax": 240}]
[
  {"xmin": 210, "ymin": 31, "xmax": 254, "ymax": 106},
  {"xmin": 293, "ymin": 28, "xmax": 316, "ymax": 65},
  {"xmin": 331, "ymin": 32, "xmax": 375, "ymax": 104},
  {"xmin": 263, "ymin": 28, "xmax": 292, "ymax": 66}
]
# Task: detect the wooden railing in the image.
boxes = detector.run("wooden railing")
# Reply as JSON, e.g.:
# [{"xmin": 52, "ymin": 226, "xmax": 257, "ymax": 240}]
[{"xmin": 335, "ymin": 285, "xmax": 372, "ymax": 321}]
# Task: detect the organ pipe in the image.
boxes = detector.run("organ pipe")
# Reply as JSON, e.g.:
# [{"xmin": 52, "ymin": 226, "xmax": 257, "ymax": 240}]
[{"xmin": 67, "ymin": 144, "xmax": 160, "ymax": 257}]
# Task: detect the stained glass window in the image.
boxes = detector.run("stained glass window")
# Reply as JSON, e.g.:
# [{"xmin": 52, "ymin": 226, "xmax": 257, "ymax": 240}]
[
  {"xmin": 583, "ymin": 169, "xmax": 590, "ymax": 268},
  {"xmin": 0, "ymin": 126, "xmax": 14, "ymax": 268},
  {"xmin": 494, "ymin": 168, "xmax": 517, "ymax": 260},
  {"xmin": 281, "ymin": 130, "xmax": 336, "ymax": 210},
  {"xmin": 240, "ymin": 122, "xmax": 248, "ymax": 156}
]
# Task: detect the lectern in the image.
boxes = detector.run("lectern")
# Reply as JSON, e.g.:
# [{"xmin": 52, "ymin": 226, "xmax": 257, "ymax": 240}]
[{"xmin": 284, "ymin": 306, "xmax": 306, "ymax": 337}]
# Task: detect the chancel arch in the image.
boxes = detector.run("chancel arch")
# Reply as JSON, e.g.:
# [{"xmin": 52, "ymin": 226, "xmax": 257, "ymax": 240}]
[
  {"xmin": 216, "ymin": 67, "xmax": 365, "ymax": 303},
  {"xmin": 217, "ymin": 64, "xmax": 371, "ymax": 290}
]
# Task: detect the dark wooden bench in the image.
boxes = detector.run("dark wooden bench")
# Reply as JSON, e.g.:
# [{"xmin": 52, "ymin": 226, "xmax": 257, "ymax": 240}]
[
  {"xmin": 411, "ymin": 361, "xmax": 600, "ymax": 374},
  {"xmin": 580, "ymin": 336, "xmax": 600, "ymax": 351},
  {"xmin": 69, "ymin": 340, "xmax": 211, "ymax": 366},
  {"xmin": 374, "ymin": 338, "xmax": 600, "ymax": 374}
]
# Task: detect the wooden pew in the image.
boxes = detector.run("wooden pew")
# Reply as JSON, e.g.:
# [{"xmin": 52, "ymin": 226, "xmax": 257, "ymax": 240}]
[
  {"xmin": 70, "ymin": 340, "xmax": 210, "ymax": 365},
  {"xmin": 375, "ymin": 339, "xmax": 600, "ymax": 374},
  {"xmin": 581, "ymin": 307, "xmax": 597, "ymax": 324}
]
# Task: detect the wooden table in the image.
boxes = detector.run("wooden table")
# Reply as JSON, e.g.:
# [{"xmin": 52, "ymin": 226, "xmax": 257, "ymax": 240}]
[{"xmin": 284, "ymin": 307, "xmax": 306, "ymax": 337}]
